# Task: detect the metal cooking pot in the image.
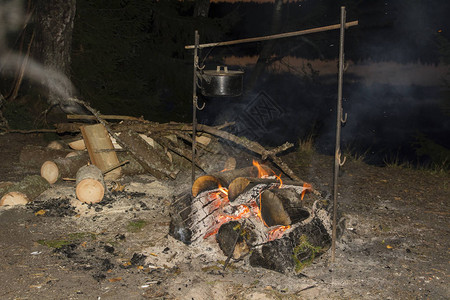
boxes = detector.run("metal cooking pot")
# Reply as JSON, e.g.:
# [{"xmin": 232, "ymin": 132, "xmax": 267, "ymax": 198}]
[{"xmin": 200, "ymin": 66, "xmax": 244, "ymax": 97}]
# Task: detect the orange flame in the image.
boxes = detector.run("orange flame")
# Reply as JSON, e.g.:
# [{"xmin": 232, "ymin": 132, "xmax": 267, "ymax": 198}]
[
  {"xmin": 203, "ymin": 205, "xmax": 251, "ymax": 239},
  {"xmin": 268, "ymin": 225, "xmax": 291, "ymax": 241},
  {"xmin": 275, "ymin": 173, "xmax": 283, "ymax": 188},
  {"xmin": 253, "ymin": 160, "xmax": 270, "ymax": 178},
  {"xmin": 300, "ymin": 182, "xmax": 312, "ymax": 200},
  {"xmin": 218, "ymin": 183, "xmax": 228, "ymax": 196}
]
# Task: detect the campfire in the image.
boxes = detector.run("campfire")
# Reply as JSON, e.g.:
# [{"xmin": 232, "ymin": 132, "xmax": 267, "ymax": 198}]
[{"xmin": 170, "ymin": 161, "xmax": 334, "ymax": 274}]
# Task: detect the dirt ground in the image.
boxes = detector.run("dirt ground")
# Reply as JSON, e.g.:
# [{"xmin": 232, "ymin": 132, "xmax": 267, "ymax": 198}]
[{"xmin": 0, "ymin": 133, "xmax": 448, "ymax": 300}]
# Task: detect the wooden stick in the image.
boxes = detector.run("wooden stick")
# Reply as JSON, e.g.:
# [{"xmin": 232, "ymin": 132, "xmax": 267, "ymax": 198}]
[
  {"xmin": 185, "ymin": 21, "xmax": 358, "ymax": 49},
  {"xmin": 67, "ymin": 114, "xmax": 145, "ymax": 121}
]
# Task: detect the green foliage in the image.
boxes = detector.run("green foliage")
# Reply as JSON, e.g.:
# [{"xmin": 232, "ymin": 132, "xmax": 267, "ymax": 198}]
[
  {"xmin": 72, "ymin": 0, "xmax": 234, "ymax": 122},
  {"xmin": 292, "ymin": 234, "xmax": 323, "ymax": 273}
]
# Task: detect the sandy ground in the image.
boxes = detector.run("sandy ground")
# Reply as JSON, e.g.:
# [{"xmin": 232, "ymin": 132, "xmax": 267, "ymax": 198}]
[{"xmin": 0, "ymin": 133, "xmax": 448, "ymax": 299}]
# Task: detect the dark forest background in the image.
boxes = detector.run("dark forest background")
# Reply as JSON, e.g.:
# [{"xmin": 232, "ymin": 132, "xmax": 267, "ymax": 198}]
[{"xmin": 1, "ymin": 0, "xmax": 449, "ymax": 168}]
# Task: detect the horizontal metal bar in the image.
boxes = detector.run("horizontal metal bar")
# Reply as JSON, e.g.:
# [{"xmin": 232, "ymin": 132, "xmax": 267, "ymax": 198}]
[{"xmin": 185, "ymin": 20, "xmax": 358, "ymax": 49}]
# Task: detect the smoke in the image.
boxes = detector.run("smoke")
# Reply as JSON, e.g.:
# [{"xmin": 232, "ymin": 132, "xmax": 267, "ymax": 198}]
[{"xmin": 0, "ymin": 0, "xmax": 82, "ymax": 114}]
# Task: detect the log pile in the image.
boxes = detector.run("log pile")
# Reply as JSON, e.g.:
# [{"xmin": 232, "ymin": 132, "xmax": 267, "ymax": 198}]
[
  {"xmin": 5, "ymin": 102, "xmax": 313, "ymax": 207},
  {"xmin": 170, "ymin": 164, "xmax": 333, "ymax": 274}
]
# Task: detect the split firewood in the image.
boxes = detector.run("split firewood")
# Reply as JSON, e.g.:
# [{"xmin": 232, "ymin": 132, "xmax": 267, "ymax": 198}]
[
  {"xmin": 223, "ymin": 157, "xmax": 236, "ymax": 171},
  {"xmin": 68, "ymin": 138, "xmax": 86, "ymax": 151},
  {"xmin": 81, "ymin": 123, "xmax": 121, "ymax": 181},
  {"xmin": 40, "ymin": 155, "xmax": 90, "ymax": 184},
  {"xmin": 118, "ymin": 130, "xmax": 178, "ymax": 179},
  {"xmin": 227, "ymin": 177, "xmax": 304, "ymax": 201},
  {"xmin": 0, "ymin": 175, "xmax": 50, "ymax": 206},
  {"xmin": 191, "ymin": 165, "xmax": 272, "ymax": 197},
  {"xmin": 150, "ymin": 135, "xmax": 207, "ymax": 173},
  {"xmin": 260, "ymin": 188, "xmax": 310, "ymax": 226},
  {"xmin": 19, "ymin": 145, "xmax": 73, "ymax": 168},
  {"xmin": 75, "ymin": 164, "xmax": 105, "ymax": 204}
]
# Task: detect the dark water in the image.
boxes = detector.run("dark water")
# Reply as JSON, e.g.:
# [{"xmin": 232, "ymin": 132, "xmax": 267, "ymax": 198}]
[{"xmin": 198, "ymin": 71, "xmax": 449, "ymax": 167}]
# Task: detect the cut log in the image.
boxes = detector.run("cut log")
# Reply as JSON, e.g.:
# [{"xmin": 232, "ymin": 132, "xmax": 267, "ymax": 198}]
[
  {"xmin": 0, "ymin": 192, "xmax": 29, "ymax": 206},
  {"xmin": 47, "ymin": 140, "xmax": 65, "ymax": 150},
  {"xmin": 75, "ymin": 164, "xmax": 105, "ymax": 204},
  {"xmin": 118, "ymin": 130, "xmax": 178, "ymax": 180},
  {"xmin": 227, "ymin": 177, "xmax": 305, "ymax": 201},
  {"xmin": 65, "ymin": 151, "xmax": 85, "ymax": 158},
  {"xmin": 191, "ymin": 165, "xmax": 272, "ymax": 197},
  {"xmin": 68, "ymin": 138, "xmax": 86, "ymax": 150},
  {"xmin": 40, "ymin": 154, "xmax": 90, "ymax": 184},
  {"xmin": 0, "ymin": 175, "xmax": 50, "ymax": 206},
  {"xmin": 260, "ymin": 188, "xmax": 309, "ymax": 227},
  {"xmin": 19, "ymin": 145, "xmax": 72, "ymax": 168},
  {"xmin": 80, "ymin": 124, "xmax": 121, "ymax": 181}
]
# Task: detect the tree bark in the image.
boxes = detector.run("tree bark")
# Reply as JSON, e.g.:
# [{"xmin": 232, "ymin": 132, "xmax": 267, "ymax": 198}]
[
  {"xmin": 194, "ymin": 0, "xmax": 210, "ymax": 18},
  {"xmin": 33, "ymin": 0, "xmax": 76, "ymax": 105}
]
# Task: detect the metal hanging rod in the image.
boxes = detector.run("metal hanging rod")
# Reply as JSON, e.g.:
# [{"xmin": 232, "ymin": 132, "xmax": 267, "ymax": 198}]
[{"xmin": 185, "ymin": 20, "xmax": 358, "ymax": 50}]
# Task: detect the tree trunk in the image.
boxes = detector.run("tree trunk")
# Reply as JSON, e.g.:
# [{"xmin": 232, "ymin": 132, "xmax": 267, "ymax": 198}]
[
  {"xmin": 194, "ymin": 0, "xmax": 210, "ymax": 17},
  {"xmin": 33, "ymin": 0, "xmax": 76, "ymax": 107}
]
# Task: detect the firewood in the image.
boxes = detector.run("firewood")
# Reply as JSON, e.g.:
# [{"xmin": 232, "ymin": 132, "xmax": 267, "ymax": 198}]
[
  {"xmin": 19, "ymin": 145, "xmax": 72, "ymax": 168},
  {"xmin": 75, "ymin": 164, "xmax": 105, "ymax": 204},
  {"xmin": 260, "ymin": 188, "xmax": 309, "ymax": 227},
  {"xmin": 68, "ymin": 138, "xmax": 86, "ymax": 150},
  {"xmin": 0, "ymin": 192, "xmax": 29, "ymax": 206},
  {"xmin": 65, "ymin": 151, "xmax": 85, "ymax": 158},
  {"xmin": 81, "ymin": 123, "xmax": 121, "ymax": 181},
  {"xmin": 223, "ymin": 157, "xmax": 236, "ymax": 171},
  {"xmin": 191, "ymin": 165, "xmax": 272, "ymax": 197},
  {"xmin": 228, "ymin": 177, "xmax": 304, "ymax": 201},
  {"xmin": 118, "ymin": 130, "xmax": 178, "ymax": 180},
  {"xmin": 47, "ymin": 140, "xmax": 65, "ymax": 150},
  {"xmin": 0, "ymin": 175, "xmax": 50, "ymax": 206},
  {"xmin": 40, "ymin": 155, "xmax": 90, "ymax": 184}
]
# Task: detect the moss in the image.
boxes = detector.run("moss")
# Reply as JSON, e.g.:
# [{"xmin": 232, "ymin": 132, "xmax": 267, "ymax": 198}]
[
  {"xmin": 37, "ymin": 232, "xmax": 97, "ymax": 249},
  {"xmin": 126, "ymin": 219, "xmax": 147, "ymax": 232},
  {"xmin": 292, "ymin": 235, "xmax": 323, "ymax": 273}
]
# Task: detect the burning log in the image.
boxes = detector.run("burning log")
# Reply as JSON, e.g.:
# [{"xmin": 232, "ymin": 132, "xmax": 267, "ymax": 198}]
[
  {"xmin": 228, "ymin": 177, "xmax": 306, "ymax": 201},
  {"xmin": 0, "ymin": 175, "xmax": 50, "ymax": 206},
  {"xmin": 191, "ymin": 165, "xmax": 272, "ymax": 197},
  {"xmin": 81, "ymin": 123, "xmax": 122, "ymax": 181},
  {"xmin": 259, "ymin": 188, "xmax": 309, "ymax": 226},
  {"xmin": 75, "ymin": 164, "xmax": 105, "ymax": 204}
]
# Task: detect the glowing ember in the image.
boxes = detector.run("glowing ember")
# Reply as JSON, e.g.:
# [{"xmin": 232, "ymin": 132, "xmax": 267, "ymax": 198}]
[
  {"xmin": 267, "ymin": 225, "xmax": 291, "ymax": 241},
  {"xmin": 203, "ymin": 205, "xmax": 251, "ymax": 238}
]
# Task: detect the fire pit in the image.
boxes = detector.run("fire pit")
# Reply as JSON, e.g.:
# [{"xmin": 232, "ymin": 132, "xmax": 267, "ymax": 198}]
[{"xmin": 170, "ymin": 161, "xmax": 335, "ymax": 274}]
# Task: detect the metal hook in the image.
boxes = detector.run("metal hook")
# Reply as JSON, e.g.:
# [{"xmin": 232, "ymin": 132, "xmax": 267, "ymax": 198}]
[
  {"xmin": 194, "ymin": 96, "xmax": 206, "ymax": 110},
  {"xmin": 341, "ymin": 112, "xmax": 347, "ymax": 124},
  {"xmin": 338, "ymin": 151, "xmax": 347, "ymax": 167}
]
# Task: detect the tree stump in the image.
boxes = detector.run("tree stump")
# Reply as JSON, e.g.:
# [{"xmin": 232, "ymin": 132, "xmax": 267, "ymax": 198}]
[{"xmin": 75, "ymin": 164, "xmax": 105, "ymax": 204}]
